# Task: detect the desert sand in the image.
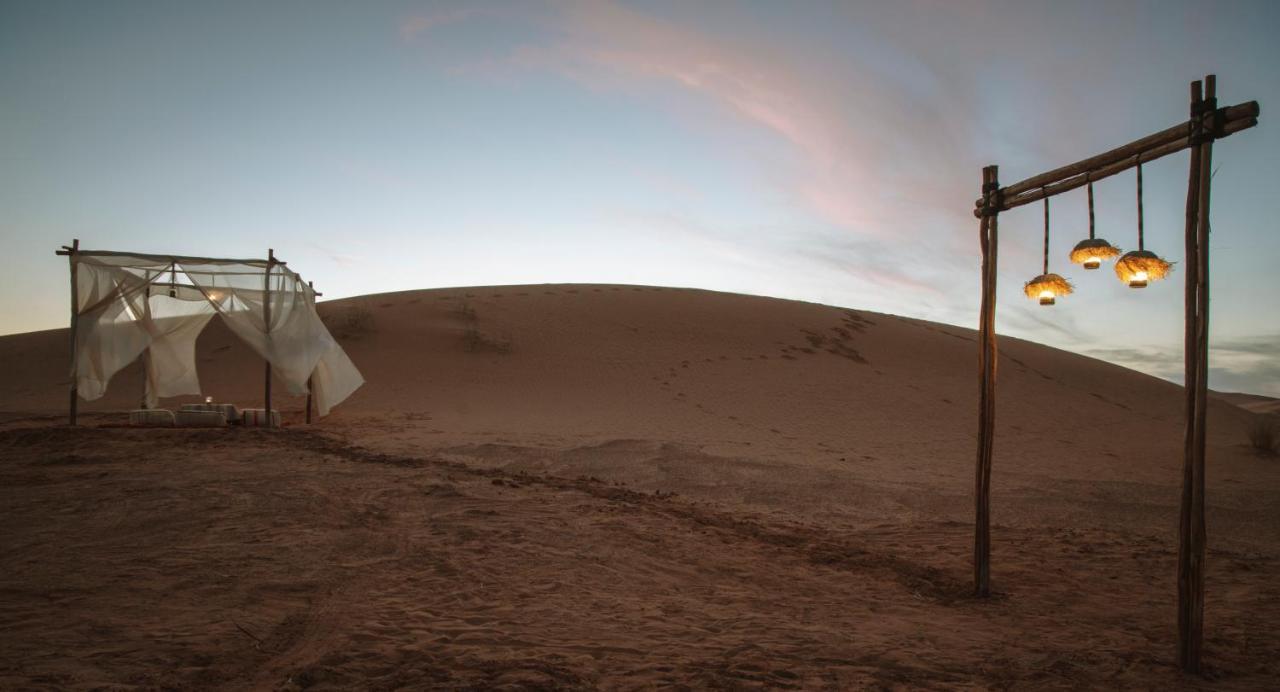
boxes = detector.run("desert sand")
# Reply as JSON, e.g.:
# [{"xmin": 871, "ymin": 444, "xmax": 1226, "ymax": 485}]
[{"xmin": 1, "ymin": 284, "xmax": 1278, "ymax": 689}]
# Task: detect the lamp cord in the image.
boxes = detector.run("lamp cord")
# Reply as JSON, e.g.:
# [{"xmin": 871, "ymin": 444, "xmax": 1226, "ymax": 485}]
[
  {"xmin": 1087, "ymin": 179, "xmax": 1095, "ymax": 240},
  {"xmin": 1137, "ymin": 162, "xmax": 1145, "ymax": 251},
  {"xmin": 1042, "ymin": 191, "xmax": 1050, "ymax": 275}
]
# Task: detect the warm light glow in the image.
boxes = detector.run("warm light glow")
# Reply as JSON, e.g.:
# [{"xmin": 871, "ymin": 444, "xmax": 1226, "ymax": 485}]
[
  {"xmin": 1083, "ymin": 257, "xmax": 1101, "ymax": 270},
  {"xmin": 204, "ymin": 396, "xmax": 214, "ymax": 404},
  {"xmin": 1039, "ymin": 289, "xmax": 1056, "ymax": 306},
  {"xmin": 1129, "ymin": 270, "xmax": 1149, "ymax": 288},
  {"xmin": 207, "ymin": 290, "xmax": 224, "ymax": 301}
]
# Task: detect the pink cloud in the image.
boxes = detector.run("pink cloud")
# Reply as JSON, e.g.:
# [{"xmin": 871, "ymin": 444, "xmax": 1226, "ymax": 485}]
[
  {"xmin": 512, "ymin": 1, "xmax": 982, "ymax": 237},
  {"xmin": 399, "ymin": 7, "xmax": 493, "ymax": 41},
  {"xmin": 397, "ymin": 0, "xmax": 987, "ymax": 299}
]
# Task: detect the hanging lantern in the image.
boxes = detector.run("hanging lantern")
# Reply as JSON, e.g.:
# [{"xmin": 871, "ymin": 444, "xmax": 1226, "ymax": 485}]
[
  {"xmin": 1068, "ymin": 179, "xmax": 1121, "ymax": 270},
  {"xmin": 1024, "ymin": 193, "xmax": 1074, "ymax": 306},
  {"xmin": 1116, "ymin": 162, "xmax": 1173, "ymax": 288},
  {"xmin": 1025, "ymin": 274, "xmax": 1073, "ymax": 305},
  {"xmin": 1115, "ymin": 250, "xmax": 1171, "ymax": 288}
]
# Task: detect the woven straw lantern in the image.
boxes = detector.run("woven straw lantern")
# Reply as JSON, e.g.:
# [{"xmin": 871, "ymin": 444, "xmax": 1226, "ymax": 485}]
[
  {"xmin": 1024, "ymin": 194, "xmax": 1073, "ymax": 305},
  {"xmin": 1115, "ymin": 163, "xmax": 1172, "ymax": 288},
  {"xmin": 1069, "ymin": 180, "xmax": 1122, "ymax": 270}
]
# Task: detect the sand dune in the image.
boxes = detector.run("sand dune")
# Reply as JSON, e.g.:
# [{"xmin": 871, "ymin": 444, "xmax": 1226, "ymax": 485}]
[
  {"xmin": 1, "ymin": 285, "xmax": 1278, "ymax": 688},
  {"xmin": 1215, "ymin": 391, "xmax": 1280, "ymax": 416}
]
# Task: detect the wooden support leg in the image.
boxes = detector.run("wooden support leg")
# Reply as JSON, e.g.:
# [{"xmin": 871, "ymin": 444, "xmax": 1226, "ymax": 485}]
[
  {"xmin": 1179, "ymin": 74, "xmax": 1216, "ymax": 675},
  {"xmin": 1178, "ymin": 79, "xmax": 1203, "ymax": 674},
  {"xmin": 264, "ymin": 249, "xmax": 275, "ymax": 428},
  {"xmin": 975, "ymin": 165, "xmax": 999, "ymax": 597},
  {"xmin": 67, "ymin": 239, "xmax": 80, "ymax": 426}
]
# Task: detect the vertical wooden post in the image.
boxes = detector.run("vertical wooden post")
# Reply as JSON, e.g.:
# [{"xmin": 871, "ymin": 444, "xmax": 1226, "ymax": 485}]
[
  {"xmin": 141, "ymin": 274, "xmax": 151, "ymax": 409},
  {"xmin": 67, "ymin": 239, "xmax": 80, "ymax": 426},
  {"xmin": 1178, "ymin": 78, "xmax": 1203, "ymax": 673},
  {"xmin": 1179, "ymin": 74, "xmax": 1215, "ymax": 674},
  {"xmin": 975, "ymin": 164, "xmax": 999, "ymax": 597},
  {"xmin": 264, "ymin": 248, "xmax": 275, "ymax": 427},
  {"xmin": 306, "ymin": 280, "xmax": 314, "ymax": 425}
]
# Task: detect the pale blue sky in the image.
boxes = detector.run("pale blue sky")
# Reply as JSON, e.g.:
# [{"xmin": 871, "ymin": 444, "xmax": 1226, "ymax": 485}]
[{"xmin": 2, "ymin": 0, "xmax": 1278, "ymax": 394}]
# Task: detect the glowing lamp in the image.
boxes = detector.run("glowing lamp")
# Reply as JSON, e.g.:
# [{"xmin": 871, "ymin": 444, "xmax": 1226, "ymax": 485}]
[
  {"xmin": 1114, "ymin": 165, "xmax": 1172, "ymax": 289},
  {"xmin": 1115, "ymin": 250, "xmax": 1171, "ymax": 289},
  {"xmin": 1024, "ymin": 273, "xmax": 1073, "ymax": 306},
  {"xmin": 1069, "ymin": 239, "xmax": 1120, "ymax": 270},
  {"xmin": 1028, "ymin": 197, "xmax": 1073, "ymax": 306},
  {"xmin": 205, "ymin": 396, "xmax": 214, "ymax": 404}
]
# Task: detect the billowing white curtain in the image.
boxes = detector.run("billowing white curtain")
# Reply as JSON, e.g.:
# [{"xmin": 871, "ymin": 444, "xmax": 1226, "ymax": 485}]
[
  {"xmin": 143, "ymin": 295, "xmax": 217, "ymax": 407},
  {"xmin": 71, "ymin": 253, "xmax": 363, "ymax": 416}
]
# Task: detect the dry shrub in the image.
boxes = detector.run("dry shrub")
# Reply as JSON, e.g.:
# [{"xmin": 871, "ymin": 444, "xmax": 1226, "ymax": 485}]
[
  {"xmin": 1248, "ymin": 417, "xmax": 1278, "ymax": 456},
  {"xmin": 452, "ymin": 300, "xmax": 478, "ymax": 324},
  {"xmin": 324, "ymin": 304, "xmax": 375, "ymax": 340},
  {"xmin": 452, "ymin": 300, "xmax": 511, "ymax": 354},
  {"xmin": 463, "ymin": 326, "xmax": 513, "ymax": 354}
]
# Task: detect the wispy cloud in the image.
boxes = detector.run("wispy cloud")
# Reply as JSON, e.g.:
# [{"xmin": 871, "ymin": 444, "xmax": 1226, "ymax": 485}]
[
  {"xmin": 399, "ymin": 7, "xmax": 494, "ymax": 41},
  {"xmin": 401, "ymin": 0, "xmax": 981, "ymax": 238},
  {"xmin": 1079, "ymin": 334, "xmax": 1280, "ymax": 396}
]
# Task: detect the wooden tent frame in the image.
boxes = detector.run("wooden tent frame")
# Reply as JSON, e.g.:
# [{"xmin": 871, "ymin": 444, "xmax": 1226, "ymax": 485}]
[
  {"xmin": 55, "ymin": 242, "xmax": 324, "ymax": 427},
  {"xmin": 972, "ymin": 75, "xmax": 1259, "ymax": 674}
]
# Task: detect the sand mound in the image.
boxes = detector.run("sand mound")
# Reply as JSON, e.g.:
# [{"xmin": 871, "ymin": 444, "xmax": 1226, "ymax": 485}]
[{"xmin": 1, "ymin": 285, "xmax": 1277, "ymax": 686}]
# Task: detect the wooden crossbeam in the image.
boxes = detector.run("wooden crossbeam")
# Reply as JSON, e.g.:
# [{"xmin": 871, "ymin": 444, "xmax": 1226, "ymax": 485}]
[
  {"xmin": 973, "ymin": 100, "xmax": 1258, "ymax": 216},
  {"xmin": 54, "ymin": 248, "xmax": 285, "ymax": 265}
]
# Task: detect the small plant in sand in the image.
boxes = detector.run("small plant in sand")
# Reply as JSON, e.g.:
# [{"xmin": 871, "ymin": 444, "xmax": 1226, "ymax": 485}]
[
  {"xmin": 1247, "ymin": 417, "xmax": 1278, "ymax": 456},
  {"xmin": 323, "ymin": 304, "xmax": 375, "ymax": 340},
  {"xmin": 452, "ymin": 300, "xmax": 478, "ymax": 324},
  {"xmin": 453, "ymin": 299, "xmax": 512, "ymax": 354},
  {"xmin": 463, "ymin": 325, "xmax": 513, "ymax": 354}
]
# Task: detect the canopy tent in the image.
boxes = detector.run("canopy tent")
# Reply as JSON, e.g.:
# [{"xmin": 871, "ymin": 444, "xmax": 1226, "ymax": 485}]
[{"xmin": 57, "ymin": 242, "xmax": 363, "ymax": 422}]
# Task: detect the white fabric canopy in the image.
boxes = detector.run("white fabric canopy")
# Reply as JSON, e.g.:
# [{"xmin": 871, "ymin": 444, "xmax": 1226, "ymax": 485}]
[{"xmin": 70, "ymin": 251, "xmax": 362, "ymax": 416}]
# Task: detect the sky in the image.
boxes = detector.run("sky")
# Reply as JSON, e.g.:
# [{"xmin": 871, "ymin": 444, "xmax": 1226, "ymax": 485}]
[{"xmin": 2, "ymin": 0, "xmax": 1278, "ymax": 395}]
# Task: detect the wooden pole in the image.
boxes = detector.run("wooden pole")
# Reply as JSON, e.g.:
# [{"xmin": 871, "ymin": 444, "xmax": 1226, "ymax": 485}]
[
  {"xmin": 66, "ymin": 239, "xmax": 80, "ymax": 426},
  {"xmin": 1178, "ymin": 78, "xmax": 1203, "ymax": 674},
  {"xmin": 1179, "ymin": 74, "xmax": 1216, "ymax": 674},
  {"xmin": 306, "ymin": 280, "xmax": 314, "ymax": 425},
  {"xmin": 264, "ymin": 248, "xmax": 274, "ymax": 427},
  {"xmin": 141, "ymin": 273, "xmax": 152, "ymax": 409},
  {"xmin": 974, "ymin": 164, "xmax": 999, "ymax": 597}
]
